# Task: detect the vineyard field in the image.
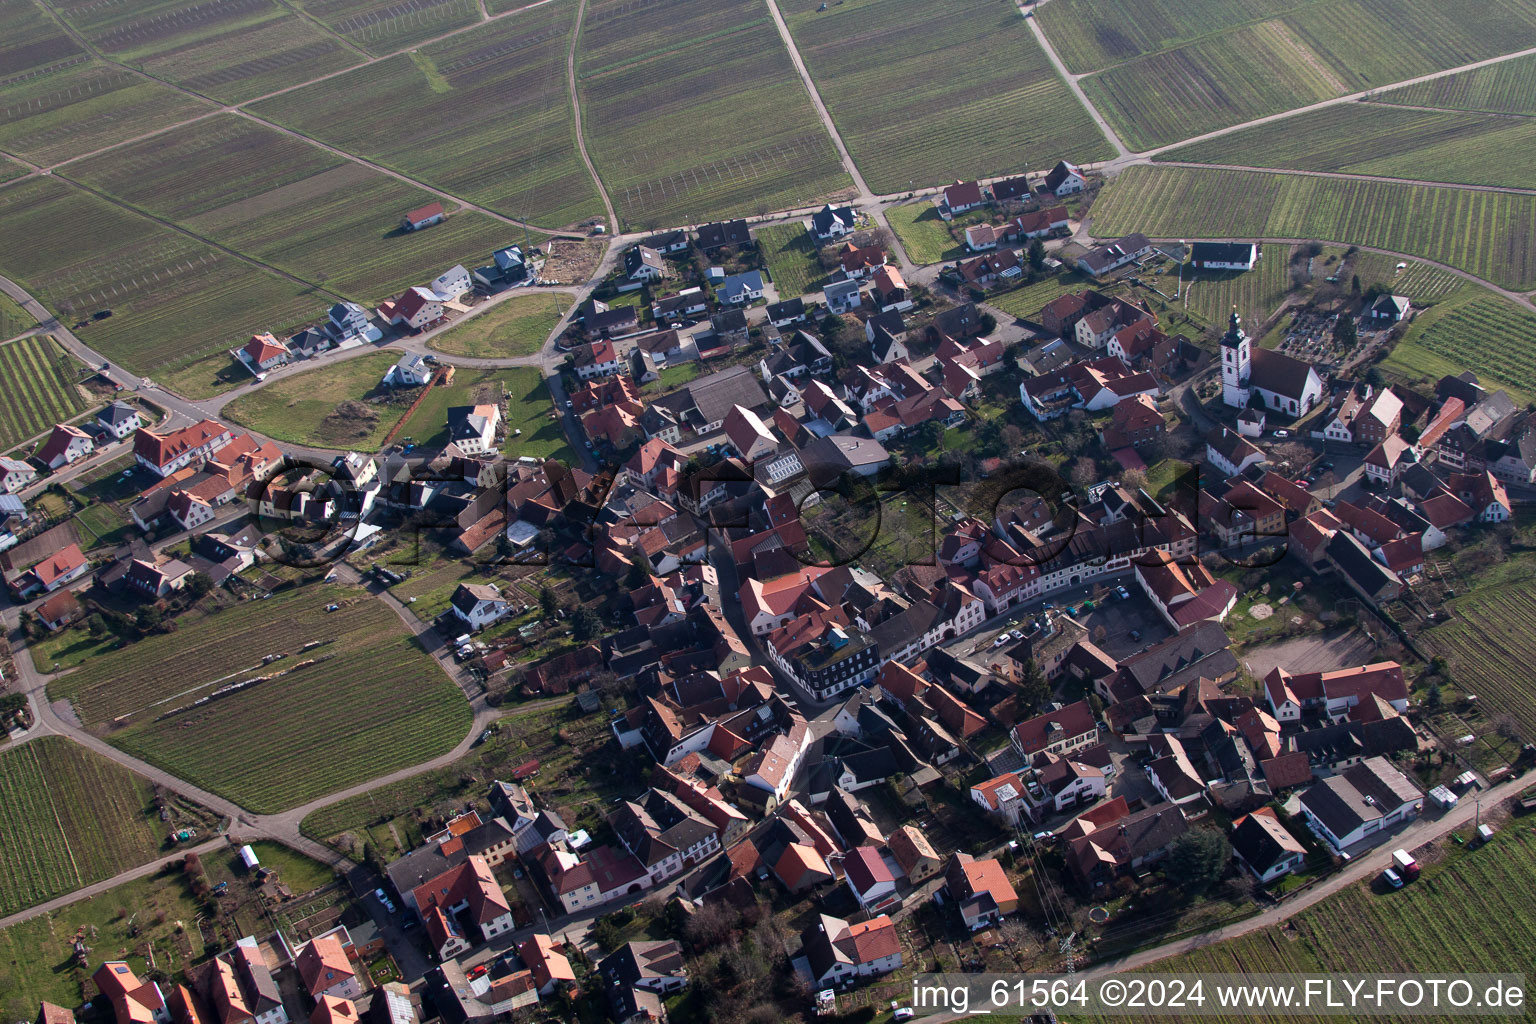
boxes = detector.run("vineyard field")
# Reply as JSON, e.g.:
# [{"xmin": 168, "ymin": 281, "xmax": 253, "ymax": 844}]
[
  {"xmin": 784, "ymin": 0, "xmax": 1112, "ymax": 194},
  {"xmin": 1081, "ymin": 21, "xmax": 1348, "ymax": 152},
  {"xmin": 1345, "ymin": 250, "xmax": 1461, "ymax": 302},
  {"xmin": 0, "ymin": 177, "xmax": 324, "ymax": 384},
  {"xmin": 755, "ymin": 223, "xmax": 828, "ymax": 298},
  {"xmin": 1035, "ymin": 0, "xmax": 1319, "ymax": 73},
  {"xmin": 47, "ymin": 584, "xmax": 472, "ymax": 813},
  {"xmin": 0, "ymin": 335, "xmax": 88, "ymax": 453},
  {"xmin": 1381, "ymin": 52, "xmax": 1536, "ymax": 115},
  {"xmin": 67, "ymin": 115, "xmax": 517, "ymax": 306},
  {"xmin": 50, "ymin": 0, "xmax": 362, "ymax": 104},
  {"xmin": 0, "ymin": 737, "xmax": 170, "ymax": 918},
  {"xmin": 1163, "ymin": 103, "xmax": 1536, "ymax": 190},
  {"xmin": 0, "ymin": 59, "xmax": 215, "ymax": 166},
  {"xmin": 252, "ymin": 1, "xmax": 604, "ymax": 229},
  {"xmin": 1090, "ymin": 165, "xmax": 1536, "ymax": 290},
  {"xmin": 578, "ymin": 0, "xmax": 851, "ymax": 230},
  {"xmin": 1381, "ymin": 292, "xmax": 1536, "ymax": 406},
  {"xmin": 291, "ymin": 0, "xmax": 482, "ymax": 54}
]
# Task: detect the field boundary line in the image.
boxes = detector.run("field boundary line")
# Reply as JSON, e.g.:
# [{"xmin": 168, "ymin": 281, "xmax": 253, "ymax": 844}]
[
  {"xmin": 761, "ymin": 0, "xmax": 872, "ymax": 201},
  {"xmin": 1151, "ymin": 159, "xmax": 1536, "ymax": 197},
  {"xmin": 1361, "ymin": 98, "xmax": 1536, "ymax": 120},
  {"xmin": 1016, "ymin": 0, "xmax": 1128, "ymax": 160},
  {"xmin": 50, "ymin": 169, "xmax": 347, "ymax": 303},
  {"xmin": 269, "ymin": 0, "xmax": 374, "ymax": 59},
  {"xmin": 1126, "ymin": 43, "xmax": 1536, "ymax": 165},
  {"xmin": 566, "ymin": 0, "xmax": 617, "ymax": 231}
]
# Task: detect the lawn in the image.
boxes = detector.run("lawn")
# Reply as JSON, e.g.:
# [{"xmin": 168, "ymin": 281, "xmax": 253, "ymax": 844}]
[
  {"xmin": 48, "ymin": 0, "xmax": 362, "ymax": 104},
  {"xmin": 67, "ymin": 116, "xmax": 519, "ymax": 307},
  {"xmin": 29, "ymin": 629, "xmax": 120, "ymax": 672},
  {"xmin": 755, "ymin": 223, "xmax": 829, "ymax": 298},
  {"xmin": 0, "ymin": 865, "xmax": 204, "ymax": 1020},
  {"xmin": 0, "ymin": 335, "xmax": 89, "ymax": 453},
  {"xmin": 45, "ymin": 583, "xmax": 472, "ymax": 813},
  {"xmin": 886, "ymin": 202, "xmax": 967, "ymax": 265},
  {"xmin": 1091, "ymin": 164, "xmax": 1536, "ymax": 290},
  {"xmin": 221, "ymin": 352, "xmax": 406, "ymax": 450},
  {"xmin": 397, "ymin": 365, "xmax": 572, "ymax": 461},
  {"xmin": 428, "ymin": 292, "xmax": 570, "ymax": 358},
  {"xmin": 73, "ymin": 500, "xmax": 134, "ymax": 552},
  {"xmin": 1381, "ymin": 51, "xmax": 1536, "ymax": 114},
  {"xmin": 0, "ymin": 737, "xmax": 182, "ymax": 918},
  {"xmin": 1379, "ymin": 288, "xmax": 1536, "ymax": 405},
  {"xmin": 578, "ymin": 0, "xmax": 852, "ymax": 230},
  {"xmin": 783, "ymin": 0, "xmax": 1113, "ymax": 193},
  {"xmin": 0, "ymin": 177, "xmax": 328, "ymax": 382},
  {"xmin": 1162, "ymin": 102, "xmax": 1536, "ymax": 190},
  {"xmin": 251, "ymin": 2, "xmax": 604, "ymax": 229},
  {"xmin": 0, "ymin": 291, "xmax": 35, "ymax": 338}
]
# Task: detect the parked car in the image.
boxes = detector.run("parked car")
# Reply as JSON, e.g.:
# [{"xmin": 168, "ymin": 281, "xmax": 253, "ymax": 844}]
[
  {"xmin": 1382, "ymin": 868, "xmax": 1404, "ymax": 889},
  {"xmin": 1129, "ymin": 629, "xmax": 1142, "ymax": 642},
  {"xmin": 1273, "ymin": 429, "xmax": 1291, "ymax": 438}
]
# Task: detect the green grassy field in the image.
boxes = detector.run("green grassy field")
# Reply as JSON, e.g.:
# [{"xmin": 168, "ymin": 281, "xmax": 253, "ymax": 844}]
[
  {"xmin": 1163, "ymin": 103, "xmax": 1536, "ymax": 190},
  {"xmin": 0, "ymin": 292, "xmax": 35, "ymax": 338},
  {"xmin": 1091, "ymin": 164, "xmax": 1536, "ymax": 290},
  {"xmin": 0, "ymin": 156, "xmax": 28, "ymax": 184},
  {"xmin": 0, "ymin": 335, "xmax": 88, "ymax": 452},
  {"xmin": 1422, "ymin": 573, "xmax": 1536, "ymax": 735},
  {"xmin": 1381, "ymin": 52, "xmax": 1536, "ymax": 114},
  {"xmin": 0, "ymin": 865, "xmax": 204, "ymax": 1019},
  {"xmin": 398, "ymin": 364, "xmax": 572, "ymax": 460},
  {"xmin": 48, "ymin": 0, "xmax": 362, "ymax": 104},
  {"xmin": 67, "ymin": 116, "xmax": 518, "ymax": 306},
  {"xmin": 1380, "ymin": 289, "xmax": 1536, "ymax": 407},
  {"xmin": 1082, "ymin": 20, "xmax": 1348, "ymax": 152},
  {"xmin": 579, "ymin": 0, "xmax": 851, "ymax": 230},
  {"xmin": 0, "ymin": 737, "xmax": 173, "ymax": 918},
  {"xmin": 784, "ymin": 0, "xmax": 1111, "ymax": 193},
  {"xmin": 427, "ymin": 292, "xmax": 569, "ymax": 357},
  {"xmin": 0, "ymin": 177, "xmax": 328, "ymax": 382},
  {"xmin": 291, "ymin": 0, "xmax": 481, "ymax": 54},
  {"xmin": 221, "ymin": 352, "xmax": 402, "ymax": 450},
  {"xmin": 252, "ymin": 2, "xmax": 603, "ymax": 229},
  {"xmin": 755, "ymin": 223, "xmax": 828, "ymax": 297},
  {"xmin": 1036, "ymin": 0, "xmax": 1319, "ymax": 73},
  {"xmin": 46, "ymin": 584, "xmax": 472, "ymax": 813},
  {"xmin": 886, "ymin": 202, "xmax": 968, "ymax": 265}
]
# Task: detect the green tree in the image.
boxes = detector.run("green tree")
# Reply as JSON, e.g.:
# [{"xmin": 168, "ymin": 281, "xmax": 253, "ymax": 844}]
[
  {"xmin": 539, "ymin": 585, "xmax": 557, "ymax": 619},
  {"xmin": 185, "ymin": 572, "xmax": 214, "ymax": 599},
  {"xmin": 625, "ymin": 559, "xmax": 650, "ymax": 589},
  {"xmin": 1351, "ymin": 273, "xmax": 1362, "ymax": 295},
  {"xmin": 1426, "ymin": 682, "xmax": 1443, "ymax": 712},
  {"xmin": 1028, "ymin": 238, "xmax": 1047, "ymax": 270},
  {"xmin": 1016, "ymin": 657, "xmax": 1051, "ymax": 713},
  {"xmin": 1165, "ymin": 829, "xmax": 1231, "ymax": 894},
  {"xmin": 571, "ymin": 606, "xmax": 602, "ymax": 643},
  {"xmin": 1334, "ymin": 314, "xmax": 1358, "ymax": 351}
]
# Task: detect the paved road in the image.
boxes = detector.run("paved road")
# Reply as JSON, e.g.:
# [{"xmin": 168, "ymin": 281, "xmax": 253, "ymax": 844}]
[{"xmin": 0, "ymin": 836, "xmax": 228, "ymax": 932}]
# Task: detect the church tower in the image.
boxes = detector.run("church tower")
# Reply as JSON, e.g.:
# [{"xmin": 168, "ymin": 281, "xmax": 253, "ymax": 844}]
[{"xmin": 1220, "ymin": 306, "xmax": 1251, "ymax": 408}]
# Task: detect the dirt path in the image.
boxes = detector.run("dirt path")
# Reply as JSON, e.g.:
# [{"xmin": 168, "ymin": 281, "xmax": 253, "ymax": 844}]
[
  {"xmin": 565, "ymin": 0, "xmax": 617, "ymax": 232},
  {"xmin": 1017, "ymin": 0, "xmax": 1129, "ymax": 161}
]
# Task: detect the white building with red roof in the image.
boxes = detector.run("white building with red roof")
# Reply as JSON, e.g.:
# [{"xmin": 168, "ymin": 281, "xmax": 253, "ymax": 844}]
[
  {"xmin": 1011, "ymin": 699, "xmax": 1097, "ymax": 761},
  {"xmin": 800, "ymin": 913, "xmax": 902, "ymax": 988},
  {"xmin": 843, "ymin": 845, "xmax": 898, "ymax": 912},
  {"xmin": 134, "ymin": 420, "xmax": 234, "ymax": 477},
  {"xmin": 10, "ymin": 542, "xmax": 89, "ymax": 597},
  {"xmin": 409, "ymin": 856, "xmax": 514, "ymax": 960},
  {"xmin": 941, "ymin": 179, "xmax": 984, "ymax": 216},
  {"xmin": 401, "ymin": 202, "xmax": 445, "ymax": 231},
  {"xmin": 741, "ymin": 718, "xmax": 810, "ymax": 805},
  {"xmin": 1263, "ymin": 661, "xmax": 1408, "ymax": 722},
  {"xmin": 384, "ymin": 286, "xmax": 444, "ymax": 331},
  {"xmin": 241, "ymin": 332, "xmax": 290, "ymax": 372},
  {"xmin": 37, "ymin": 423, "xmax": 94, "ymax": 470}
]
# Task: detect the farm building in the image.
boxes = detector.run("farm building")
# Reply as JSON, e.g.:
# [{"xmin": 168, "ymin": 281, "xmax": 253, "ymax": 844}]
[
  {"xmin": 1189, "ymin": 242, "xmax": 1258, "ymax": 271},
  {"xmin": 239, "ymin": 844, "xmax": 260, "ymax": 870},
  {"xmin": 401, "ymin": 202, "xmax": 446, "ymax": 232}
]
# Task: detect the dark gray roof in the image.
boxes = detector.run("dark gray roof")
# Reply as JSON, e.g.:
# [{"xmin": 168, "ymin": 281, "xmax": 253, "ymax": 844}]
[
  {"xmin": 97, "ymin": 401, "xmax": 139, "ymax": 427},
  {"xmin": 1189, "ymin": 241, "xmax": 1255, "ymax": 263},
  {"xmin": 1230, "ymin": 812, "xmax": 1303, "ymax": 873},
  {"xmin": 766, "ymin": 297, "xmax": 804, "ymax": 321},
  {"xmin": 685, "ymin": 366, "xmax": 770, "ymax": 423},
  {"xmin": 1327, "ymin": 531, "xmax": 1399, "ymax": 600},
  {"xmin": 696, "ymin": 219, "xmax": 750, "ymax": 250},
  {"xmin": 811, "ymin": 205, "xmax": 856, "ymax": 235}
]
